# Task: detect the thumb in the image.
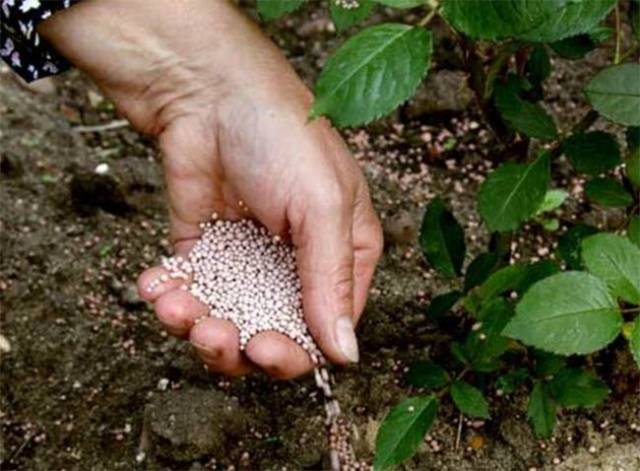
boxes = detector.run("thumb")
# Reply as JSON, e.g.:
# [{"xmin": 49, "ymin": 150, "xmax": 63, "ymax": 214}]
[{"xmin": 294, "ymin": 204, "xmax": 359, "ymax": 365}]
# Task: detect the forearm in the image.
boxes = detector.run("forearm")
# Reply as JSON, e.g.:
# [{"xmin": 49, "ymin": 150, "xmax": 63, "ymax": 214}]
[{"xmin": 37, "ymin": 0, "xmax": 304, "ymax": 134}]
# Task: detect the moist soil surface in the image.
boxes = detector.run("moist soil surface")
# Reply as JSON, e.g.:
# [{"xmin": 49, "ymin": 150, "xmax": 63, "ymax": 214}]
[{"xmin": 1, "ymin": 3, "xmax": 639, "ymax": 471}]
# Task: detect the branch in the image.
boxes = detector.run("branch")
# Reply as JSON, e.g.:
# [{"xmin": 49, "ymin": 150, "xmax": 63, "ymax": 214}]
[
  {"xmin": 418, "ymin": 4, "xmax": 440, "ymax": 27},
  {"xmin": 458, "ymin": 36, "xmax": 510, "ymax": 144}
]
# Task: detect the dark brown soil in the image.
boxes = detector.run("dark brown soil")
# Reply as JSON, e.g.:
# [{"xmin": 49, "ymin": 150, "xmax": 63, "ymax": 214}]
[{"xmin": 1, "ymin": 3, "xmax": 639, "ymax": 471}]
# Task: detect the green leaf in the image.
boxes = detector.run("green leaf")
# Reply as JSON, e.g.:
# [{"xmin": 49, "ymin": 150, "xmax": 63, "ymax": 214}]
[
  {"xmin": 504, "ymin": 272, "xmax": 622, "ymax": 355},
  {"xmin": 450, "ymin": 341, "xmax": 469, "ymax": 365},
  {"xmin": 478, "ymin": 152, "xmax": 550, "ymax": 232},
  {"xmin": 629, "ymin": 316, "xmax": 640, "ymax": 367},
  {"xmin": 558, "ymin": 224, "xmax": 599, "ymax": 269},
  {"xmin": 374, "ymin": 0, "xmax": 427, "ymax": 8},
  {"xmin": 496, "ymin": 368, "xmax": 528, "ymax": 395},
  {"xmin": 588, "ymin": 26, "xmax": 613, "ymax": 43},
  {"xmin": 540, "ymin": 218, "xmax": 560, "ymax": 231},
  {"xmin": 426, "ymin": 290, "xmax": 462, "ymax": 319},
  {"xmin": 585, "ymin": 177, "xmax": 634, "ymax": 207},
  {"xmin": 374, "ymin": 395, "xmax": 439, "ymax": 470},
  {"xmin": 464, "ymin": 298, "xmax": 513, "ymax": 372},
  {"xmin": 534, "ymin": 350, "xmax": 567, "ymax": 377},
  {"xmin": 585, "ymin": 64, "xmax": 640, "ymax": 126},
  {"xmin": 550, "ymin": 34, "xmax": 597, "ymax": 59},
  {"xmin": 406, "ymin": 361, "xmax": 450, "ymax": 389},
  {"xmin": 450, "ymin": 381, "xmax": 490, "ymax": 419},
  {"xmin": 528, "ymin": 381, "xmax": 557, "ymax": 438},
  {"xmin": 548, "ymin": 368, "xmax": 609, "ymax": 408},
  {"xmin": 419, "ymin": 198, "xmax": 466, "ymax": 277},
  {"xmin": 582, "ymin": 233, "xmax": 640, "ymax": 305},
  {"xmin": 330, "ymin": 0, "xmax": 374, "ymax": 32},
  {"xmin": 256, "ymin": 0, "xmax": 304, "ymax": 21},
  {"xmin": 628, "ymin": 216, "xmax": 640, "ymax": 248},
  {"xmin": 464, "ymin": 252, "xmax": 500, "ymax": 293},
  {"xmin": 494, "ymin": 77, "xmax": 558, "ymax": 140},
  {"xmin": 311, "ymin": 23, "xmax": 432, "ymax": 127},
  {"xmin": 535, "ymin": 189, "xmax": 568, "ymax": 216},
  {"xmin": 441, "ymin": 0, "xmax": 616, "ymax": 42},
  {"xmin": 562, "ymin": 131, "xmax": 622, "ymax": 176},
  {"xmin": 626, "ymin": 147, "xmax": 640, "ymax": 188},
  {"xmin": 526, "ymin": 45, "xmax": 551, "ymax": 86}
]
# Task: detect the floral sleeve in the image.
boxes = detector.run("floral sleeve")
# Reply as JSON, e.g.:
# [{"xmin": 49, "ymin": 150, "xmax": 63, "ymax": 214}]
[{"xmin": 1, "ymin": 0, "xmax": 79, "ymax": 82}]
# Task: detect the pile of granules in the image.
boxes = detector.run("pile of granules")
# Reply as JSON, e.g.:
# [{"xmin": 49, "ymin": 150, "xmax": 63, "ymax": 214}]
[{"xmin": 148, "ymin": 216, "xmax": 369, "ymax": 471}]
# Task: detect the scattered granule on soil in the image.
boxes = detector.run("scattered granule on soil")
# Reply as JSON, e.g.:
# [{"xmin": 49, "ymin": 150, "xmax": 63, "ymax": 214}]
[{"xmin": 149, "ymin": 216, "xmax": 369, "ymax": 470}]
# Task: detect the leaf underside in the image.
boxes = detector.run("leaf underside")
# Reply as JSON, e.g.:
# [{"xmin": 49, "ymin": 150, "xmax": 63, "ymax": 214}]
[
  {"xmin": 581, "ymin": 234, "xmax": 640, "ymax": 305},
  {"xmin": 585, "ymin": 63, "xmax": 640, "ymax": 126}
]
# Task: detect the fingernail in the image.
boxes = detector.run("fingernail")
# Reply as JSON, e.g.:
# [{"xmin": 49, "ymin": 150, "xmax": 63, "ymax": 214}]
[{"xmin": 334, "ymin": 315, "xmax": 359, "ymax": 363}]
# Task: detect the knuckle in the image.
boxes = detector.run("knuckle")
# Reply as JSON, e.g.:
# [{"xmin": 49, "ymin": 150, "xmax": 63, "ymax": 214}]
[
  {"xmin": 309, "ymin": 180, "xmax": 352, "ymax": 215},
  {"xmin": 332, "ymin": 262, "xmax": 354, "ymax": 305}
]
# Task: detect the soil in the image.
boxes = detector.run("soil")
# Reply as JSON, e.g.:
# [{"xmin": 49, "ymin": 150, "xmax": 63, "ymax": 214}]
[{"xmin": 1, "ymin": 3, "xmax": 639, "ymax": 471}]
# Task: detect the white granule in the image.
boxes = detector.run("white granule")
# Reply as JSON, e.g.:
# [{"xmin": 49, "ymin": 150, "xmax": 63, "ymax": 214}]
[
  {"xmin": 148, "ymin": 216, "xmax": 369, "ymax": 471},
  {"xmin": 150, "ymin": 218, "xmax": 325, "ymax": 364}
]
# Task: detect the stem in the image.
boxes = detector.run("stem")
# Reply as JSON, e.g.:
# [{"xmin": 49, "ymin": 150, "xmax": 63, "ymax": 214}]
[
  {"xmin": 571, "ymin": 109, "xmax": 600, "ymax": 135},
  {"xmin": 455, "ymin": 367, "xmax": 470, "ymax": 381},
  {"xmin": 459, "ymin": 36, "xmax": 510, "ymax": 143},
  {"xmin": 483, "ymin": 42, "xmax": 519, "ymax": 100},
  {"xmin": 620, "ymin": 44, "xmax": 640, "ymax": 62},
  {"xmin": 419, "ymin": 4, "xmax": 440, "ymax": 27},
  {"xmin": 490, "ymin": 231, "xmax": 513, "ymax": 264},
  {"xmin": 622, "ymin": 307, "xmax": 640, "ymax": 314},
  {"xmin": 548, "ymin": 109, "xmax": 599, "ymax": 159},
  {"xmin": 435, "ymin": 367, "xmax": 470, "ymax": 399},
  {"xmin": 454, "ymin": 412, "xmax": 463, "ymax": 450},
  {"xmin": 614, "ymin": 2, "xmax": 622, "ymax": 64}
]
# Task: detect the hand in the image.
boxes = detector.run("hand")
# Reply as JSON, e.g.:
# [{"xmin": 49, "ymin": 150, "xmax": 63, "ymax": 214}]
[{"xmin": 40, "ymin": 0, "xmax": 383, "ymax": 379}]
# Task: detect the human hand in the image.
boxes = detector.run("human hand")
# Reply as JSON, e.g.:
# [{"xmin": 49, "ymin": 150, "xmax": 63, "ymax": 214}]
[{"xmin": 40, "ymin": 0, "xmax": 383, "ymax": 379}]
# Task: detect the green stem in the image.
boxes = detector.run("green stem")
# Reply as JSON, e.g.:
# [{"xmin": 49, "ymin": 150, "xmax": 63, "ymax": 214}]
[
  {"xmin": 459, "ymin": 36, "xmax": 510, "ymax": 144},
  {"xmin": 418, "ymin": 4, "xmax": 440, "ymax": 27},
  {"xmin": 614, "ymin": 2, "xmax": 622, "ymax": 64},
  {"xmin": 548, "ymin": 109, "xmax": 599, "ymax": 159},
  {"xmin": 490, "ymin": 231, "xmax": 513, "ymax": 264},
  {"xmin": 483, "ymin": 42, "xmax": 519, "ymax": 100},
  {"xmin": 619, "ymin": 44, "xmax": 640, "ymax": 62},
  {"xmin": 435, "ymin": 367, "xmax": 470, "ymax": 399}
]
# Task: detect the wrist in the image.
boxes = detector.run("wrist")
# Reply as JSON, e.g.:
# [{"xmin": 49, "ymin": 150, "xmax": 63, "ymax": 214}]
[{"xmin": 38, "ymin": 0, "xmax": 301, "ymax": 135}]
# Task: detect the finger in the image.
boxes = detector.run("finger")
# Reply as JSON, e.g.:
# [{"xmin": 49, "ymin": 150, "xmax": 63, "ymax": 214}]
[
  {"xmin": 137, "ymin": 266, "xmax": 188, "ymax": 302},
  {"xmin": 352, "ymin": 196, "xmax": 384, "ymax": 322},
  {"xmin": 245, "ymin": 331, "xmax": 314, "ymax": 380},
  {"xmin": 153, "ymin": 289, "xmax": 209, "ymax": 338},
  {"xmin": 189, "ymin": 317, "xmax": 254, "ymax": 376},
  {"xmin": 292, "ymin": 193, "xmax": 359, "ymax": 365}
]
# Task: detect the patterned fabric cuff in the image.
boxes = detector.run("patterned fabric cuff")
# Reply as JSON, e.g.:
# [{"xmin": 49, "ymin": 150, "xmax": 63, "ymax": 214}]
[{"xmin": 1, "ymin": 0, "xmax": 79, "ymax": 82}]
